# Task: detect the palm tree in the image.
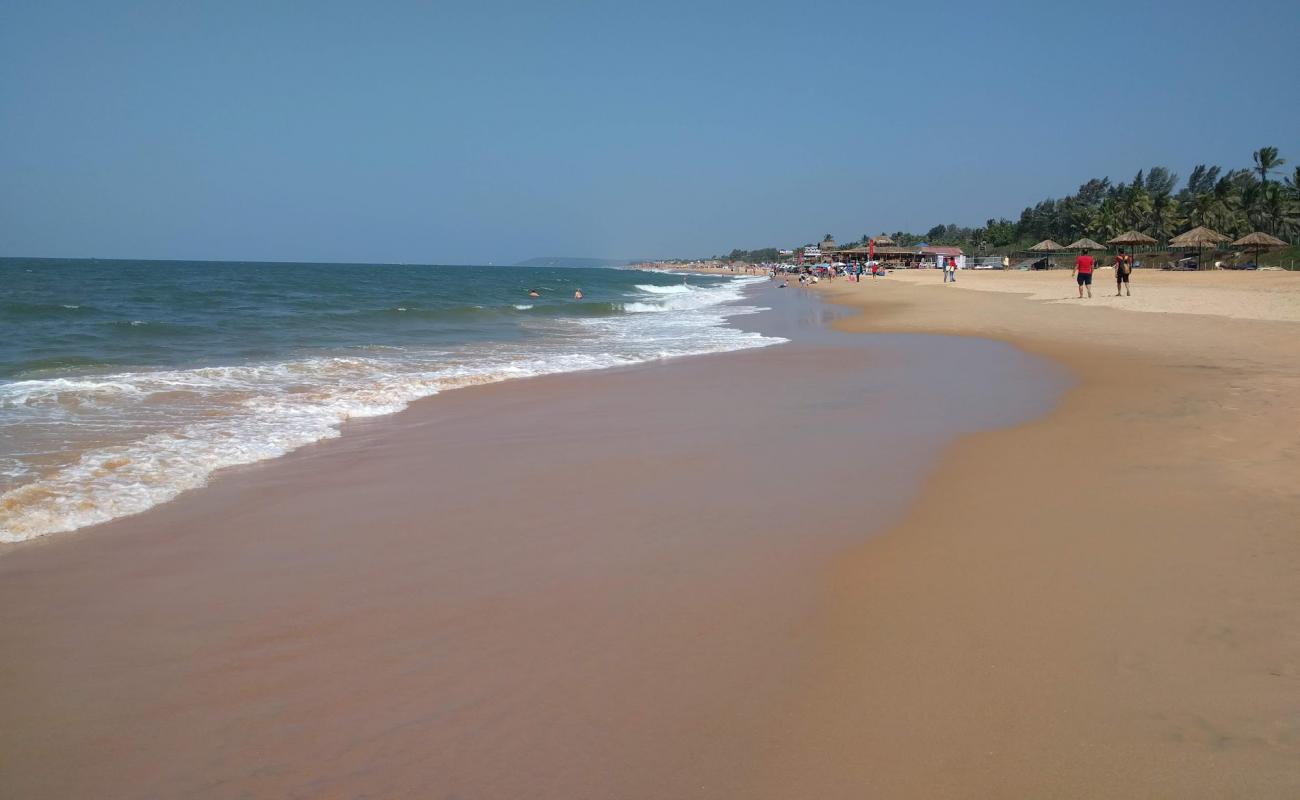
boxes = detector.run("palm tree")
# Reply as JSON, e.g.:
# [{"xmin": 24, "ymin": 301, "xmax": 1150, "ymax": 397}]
[
  {"xmin": 1213, "ymin": 173, "xmax": 1248, "ymax": 234},
  {"xmin": 1121, "ymin": 184, "xmax": 1153, "ymax": 232},
  {"xmin": 1253, "ymin": 146, "xmax": 1286, "ymax": 185},
  {"xmin": 1090, "ymin": 197, "xmax": 1123, "ymax": 240},
  {"xmin": 1285, "ymin": 167, "xmax": 1300, "ymax": 200},
  {"xmin": 1149, "ymin": 191, "xmax": 1181, "ymax": 244},
  {"xmin": 1187, "ymin": 192, "xmax": 1218, "ymax": 229}
]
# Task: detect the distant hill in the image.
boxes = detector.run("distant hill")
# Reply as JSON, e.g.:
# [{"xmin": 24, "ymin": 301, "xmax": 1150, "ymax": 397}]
[{"xmin": 514, "ymin": 256, "xmax": 637, "ymax": 269}]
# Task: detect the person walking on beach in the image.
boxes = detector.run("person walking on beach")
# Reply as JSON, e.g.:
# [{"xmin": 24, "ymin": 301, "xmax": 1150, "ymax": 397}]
[
  {"xmin": 943, "ymin": 256, "xmax": 956, "ymax": 283},
  {"xmin": 1074, "ymin": 248, "xmax": 1095, "ymax": 298},
  {"xmin": 1114, "ymin": 248, "xmax": 1132, "ymax": 297}
]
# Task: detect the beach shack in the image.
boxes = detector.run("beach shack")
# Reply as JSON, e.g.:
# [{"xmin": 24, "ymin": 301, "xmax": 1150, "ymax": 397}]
[{"xmin": 919, "ymin": 245, "xmax": 965, "ymax": 269}]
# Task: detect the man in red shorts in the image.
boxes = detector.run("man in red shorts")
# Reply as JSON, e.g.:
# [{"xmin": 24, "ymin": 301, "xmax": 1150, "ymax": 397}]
[{"xmin": 1074, "ymin": 248, "xmax": 1094, "ymax": 298}]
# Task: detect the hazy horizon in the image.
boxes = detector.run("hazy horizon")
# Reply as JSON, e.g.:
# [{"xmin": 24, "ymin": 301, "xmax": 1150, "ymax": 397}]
[{"xmin": 3, "ymin": 0, "xmax": 1297, "ymax": 264}]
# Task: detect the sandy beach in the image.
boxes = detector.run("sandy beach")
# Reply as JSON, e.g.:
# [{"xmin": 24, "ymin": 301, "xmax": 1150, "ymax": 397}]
[
  {"xmin": 0, "ymin": 290, "xmax": 1062, "ymax": 799},
  {"xmin": 760, "ymin": 270, "xmax": 1300, "ymax": 797},
  {"xmin": 2, "ymin": 271, "xmax": 1298, "ymax": 797}
]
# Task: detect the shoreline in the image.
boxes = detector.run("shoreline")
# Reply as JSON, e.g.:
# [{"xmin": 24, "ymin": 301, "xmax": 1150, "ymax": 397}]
[
  {"xmin": 0, "ymin": 287, "xmax": 1066, "ymax": 799},
  {"xmin": 755, "ymin": 273, "xmax": 1300, "ymax": 797},
  {"xmin": 0, "ymin": 270, "xmax": 777, "ymax": 547},
  {"xmin": 2, "ymin": 273, "xmax": 1296, "ymax": 797}
]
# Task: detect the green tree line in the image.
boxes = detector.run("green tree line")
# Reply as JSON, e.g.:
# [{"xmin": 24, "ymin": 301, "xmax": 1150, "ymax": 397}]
[{"xmin": 723, "ymin": 146, "xmax": 1298, "ymax": 259}]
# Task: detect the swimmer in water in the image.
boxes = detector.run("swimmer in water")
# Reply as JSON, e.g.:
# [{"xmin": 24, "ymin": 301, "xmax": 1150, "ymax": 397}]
[
  {"xmin": 574, "ymin": 289, "xmax": 583, "ymax": 300},
  {"xmin": 528, "ymin": 289, "xmax": 540, "ymax": 298}
]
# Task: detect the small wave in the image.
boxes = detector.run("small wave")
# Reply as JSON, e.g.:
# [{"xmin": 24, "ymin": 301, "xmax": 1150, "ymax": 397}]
[
  {"xmin": 513, "ymin": 304, "xmax": 533, "ymax": 310},
  {"xmin": 0, "ymin": 274, "xmax": 784, "ymax": 542},
  {"xmin": 1, "ymin": 301, "xmax": 95, "ymax": 317},
  {"xmin": 634, "ymin": 283, "xmax": 693, "ymax": 295}
]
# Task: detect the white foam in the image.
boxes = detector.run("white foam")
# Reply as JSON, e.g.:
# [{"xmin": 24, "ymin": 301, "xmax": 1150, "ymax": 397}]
[
  {"xmin": 0, "ymin": 276, "xmax": 784, "ymax": 542},
  {"xmin": 634, "ymin": 283, "xmax": 693, "ymax": 294}
]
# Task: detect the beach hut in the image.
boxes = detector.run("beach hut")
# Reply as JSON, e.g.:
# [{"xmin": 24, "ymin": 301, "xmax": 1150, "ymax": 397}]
[
  {"xmin": 1066, "ymin": 237, "xmax": 1107, "ymax": 251},
  {"xmin": 873, "ymin": 234, "xmax": 897, "ymax": 246},
  {"xmin": 1230, "ymin": 231, "xmax": 1287, "ymax": 268},
  {"xmin": 1169, "ymin": 226, "xmax": 1230, "ymax": 270},
  {"xmin": 1028, "ymin": 239, "xmax": 1066, "ymax": 269}
]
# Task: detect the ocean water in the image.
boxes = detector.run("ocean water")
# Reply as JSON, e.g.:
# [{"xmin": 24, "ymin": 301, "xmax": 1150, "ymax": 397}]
[{"xmin": 0, "ymin": 259, "xmax": 781, "ymax": 541}]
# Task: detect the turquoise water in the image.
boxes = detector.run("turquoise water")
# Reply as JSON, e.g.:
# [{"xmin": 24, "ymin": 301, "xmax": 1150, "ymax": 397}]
[{"xmin": 0, "ymin": 259, "xmax": 779, "ymax": 540}]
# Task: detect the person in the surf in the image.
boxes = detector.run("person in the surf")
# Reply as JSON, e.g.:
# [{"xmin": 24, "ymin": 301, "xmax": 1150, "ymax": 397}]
[
  {"xmin": 573, "ymin": 289, "xmax": 583, "ymax": 300},
  {"xmin": 528, "ymin": 289, "xmax": 540, "ymax": 298}
]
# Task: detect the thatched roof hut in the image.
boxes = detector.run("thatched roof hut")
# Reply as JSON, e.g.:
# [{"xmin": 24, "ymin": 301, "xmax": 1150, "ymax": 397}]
[
  {"xmin": 873, "ymin": 234, "xmax": 897, "ymax": 246},
  {"xmin": 1066, "ymin": 237, "xmax": 1107, "ymax": 251},
  {"xmin": 1029, "ymin": 239, "xmax": 1065, "ymax": 252}
]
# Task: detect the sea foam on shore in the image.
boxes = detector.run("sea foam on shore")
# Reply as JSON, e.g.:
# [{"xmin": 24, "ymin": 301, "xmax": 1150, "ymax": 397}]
[{"xmin": 0, "ymin": 265, "xmax": 781, "ymax": 542}]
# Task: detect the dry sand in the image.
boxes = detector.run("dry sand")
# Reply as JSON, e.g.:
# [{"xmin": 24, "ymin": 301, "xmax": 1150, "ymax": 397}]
[
  {"xmin": 758, "ymin": 271, "xmax": 1300, "ymax": 797},
  {"xmin": 889, "ymin": 267, "xmax": 1300, "ymax": 322}
]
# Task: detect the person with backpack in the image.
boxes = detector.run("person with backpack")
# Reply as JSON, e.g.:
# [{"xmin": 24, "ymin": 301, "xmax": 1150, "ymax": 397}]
[{"xmin": 1114, "ymin": 248, "xmax": 1132, "ymax": 297}]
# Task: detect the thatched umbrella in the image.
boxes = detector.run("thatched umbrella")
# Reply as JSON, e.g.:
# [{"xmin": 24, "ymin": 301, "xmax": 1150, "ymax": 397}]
[
  {"xmin": 1107, "ymin": 231, "xmax": 1158, "ymax": 268},
  {"xmin": 1029, "ymin": 239, "xmax": 1065, "ymax": 269},
  {"xmin": 1231, "ymin": 231, "xmax": 1287, "ymax": 268},
  {"xmin": 1169, "ymin": 226, "xmax": 1230, "ymax": 270},
  {"xmin": 1107, "ymin": 230, "xmax": 1157, "ymax": 247},
  {"xmin": 1066, "ymin": 237, "xmax": 1107, "ymax": 251}
]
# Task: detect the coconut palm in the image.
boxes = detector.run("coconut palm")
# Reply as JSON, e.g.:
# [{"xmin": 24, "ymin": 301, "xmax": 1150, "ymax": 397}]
[
  {"xmin": 1253, "ymin": 146, "xmax": 1286, "ymax": 185},
  {"xmin": 1121, "ymin": 184, "xmax": 1153, "ymax": 232},
  {"xmin": 1285, "ymin": 167, "xmax": 1300, "ymax": 200},
  {"xmin": 1186, "ymin": 193, "xmax": 1212, "ymax": 228},
  {"xmin": 1150, "ymin": 192, "xmax": 1182, "ymax": 244},
  {"xmin": 1249, "ymin": 184, "xmax": 1298, "ymax": 238},
  {"xmin": 1090, "ymin": 197, "xmax": 1123, "ymax": 240}
]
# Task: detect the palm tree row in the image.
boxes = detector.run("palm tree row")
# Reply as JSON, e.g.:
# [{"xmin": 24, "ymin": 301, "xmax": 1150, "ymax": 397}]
[
  {"xmin": 1012, "ymin": 146, "xmax": 1297, "ymax": 248},
  {"xmin": 722, "ymin": 147, "xmax": 1298, "ymax": 262}
]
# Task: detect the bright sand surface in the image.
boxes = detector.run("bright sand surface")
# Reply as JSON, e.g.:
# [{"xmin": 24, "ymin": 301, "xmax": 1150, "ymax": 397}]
[
  {"xmin": 758, "ymin": 270, "xmax": 1300, "ymax": 797},
  {"xmin": 888, "ymin": 266, "xmax": 1300, "ymax": 322},
  {"xmin": 2, "ymin": 271, "xmax": 1298, "ymax": 798},
  {"xmin": 0, "ymin": 291, "xmax": 1065, "ymax": 799}
]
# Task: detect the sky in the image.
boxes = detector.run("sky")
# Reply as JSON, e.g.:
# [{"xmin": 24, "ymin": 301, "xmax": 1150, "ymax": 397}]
[{"xmin": 2, "ymin": 0, "xmax": 1298, "ymax": 264}]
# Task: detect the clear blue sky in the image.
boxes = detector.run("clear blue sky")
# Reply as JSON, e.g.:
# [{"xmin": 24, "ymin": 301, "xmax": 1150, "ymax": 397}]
[{"xmin": 3, "ymin": 0, "xmax": 1297, "ymax": 264}]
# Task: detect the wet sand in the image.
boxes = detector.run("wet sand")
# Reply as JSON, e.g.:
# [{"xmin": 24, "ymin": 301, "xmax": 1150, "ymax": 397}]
[
  {"xmin": 0, "ymin": 289, "xmax": 1064, "ymax": 799},
  {"xmin": 758, "ymin": 274, "xmax": 1300, "ymax": 797}
]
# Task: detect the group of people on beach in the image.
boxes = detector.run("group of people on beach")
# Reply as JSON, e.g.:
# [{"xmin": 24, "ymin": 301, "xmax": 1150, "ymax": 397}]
[{"xmin": 1072, "ymin": 249, "xmax": 1133, "ymax": 299}]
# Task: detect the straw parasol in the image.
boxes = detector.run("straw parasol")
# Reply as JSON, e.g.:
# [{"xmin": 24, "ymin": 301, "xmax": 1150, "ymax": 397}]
[
  {"xmin": 1231, "ymin": 231, "xmax": 1287, "ymax": 268},
  {"xmin": 1066, "ymin": 237, "xmax": 1107, "ymax": 251},
  {"xmin": 1028, "ymin": 239, "xmax": 1065, "ymax": 269},
  {"xmin": 1106, "ymin": 230, "xmax": 1158, "ymax": 267},
  {"xmin": 1169, "ymin": 226, "xmax": 1230, "ymax": 270},
  {"xmin": 1107, "ymin": 230, "xmax": 1157, "ymax": 247}
]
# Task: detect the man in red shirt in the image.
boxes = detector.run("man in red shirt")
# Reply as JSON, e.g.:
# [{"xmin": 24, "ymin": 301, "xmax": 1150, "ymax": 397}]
[{"xmin": 1074, "ymin": 248, "xmax": 1095, "ymax": 298}]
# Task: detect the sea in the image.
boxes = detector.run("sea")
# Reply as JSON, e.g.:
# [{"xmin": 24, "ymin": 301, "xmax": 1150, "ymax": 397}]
[{"xmin": 0, "ymin": 259, "xmax": 781, "ymax": 542}]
